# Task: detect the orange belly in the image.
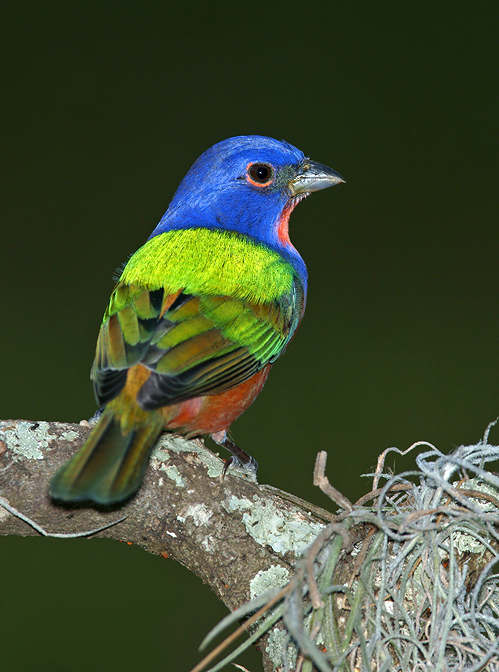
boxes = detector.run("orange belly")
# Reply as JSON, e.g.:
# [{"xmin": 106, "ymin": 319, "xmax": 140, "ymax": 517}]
[
  {"xmin": 161, "ymin": 364, "xmax": 272, "ymax": 437},
  {"xmin": 115, "ymin": 362, "xmax": 272, "ymax": 438}
]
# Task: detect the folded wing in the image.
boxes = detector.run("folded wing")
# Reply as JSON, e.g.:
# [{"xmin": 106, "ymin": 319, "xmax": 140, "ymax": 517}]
[{"xmin": 92, "ymin": 280, "xmax": 303, "ymax": 410}]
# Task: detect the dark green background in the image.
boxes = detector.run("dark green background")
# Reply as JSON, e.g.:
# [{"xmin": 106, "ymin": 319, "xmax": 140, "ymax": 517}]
[{"xmin": 2, "ymin": 3, "xmax": 498, "ymax": 670}]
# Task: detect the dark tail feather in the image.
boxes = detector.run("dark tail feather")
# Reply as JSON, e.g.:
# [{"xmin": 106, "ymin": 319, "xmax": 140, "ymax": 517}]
[{"xmin": 50, "ymin": 409, "xmax": 163, "ymax": 504}]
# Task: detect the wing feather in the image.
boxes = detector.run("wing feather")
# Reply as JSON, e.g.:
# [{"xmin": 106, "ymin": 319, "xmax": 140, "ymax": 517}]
[{"xmin": 92, "ymin": 278, "xmax": 303, "ymax": 409}]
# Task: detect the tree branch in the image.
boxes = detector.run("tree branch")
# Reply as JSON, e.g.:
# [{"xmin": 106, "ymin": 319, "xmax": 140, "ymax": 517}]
[
  {"xmin": 7, "ymin": 420, "xmax": 497, "ymax": 671},
  {"xmin": 0, "ymin": 419, "xmax": 330, "ymax": 671}
]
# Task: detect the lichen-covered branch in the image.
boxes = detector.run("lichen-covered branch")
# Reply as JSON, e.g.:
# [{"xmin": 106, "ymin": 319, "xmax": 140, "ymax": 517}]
[
  {"xmin": 0, "ymin": 419, "xmax": 329, "ymax": 672},
  {"xmin": 6, "ymin": 419, "xmax": 498, "ymax": 671}
]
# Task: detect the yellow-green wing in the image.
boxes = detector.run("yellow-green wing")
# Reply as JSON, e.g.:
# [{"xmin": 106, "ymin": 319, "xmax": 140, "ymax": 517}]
[{"xmin": 92, "ymin": 281, "xmax": 304, "ymax": 410}]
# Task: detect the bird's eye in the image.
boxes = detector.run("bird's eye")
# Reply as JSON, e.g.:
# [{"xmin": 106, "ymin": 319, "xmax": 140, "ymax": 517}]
[{"xmin": 247, "ymin": 163, "xmax": 274, "ymax": 187}]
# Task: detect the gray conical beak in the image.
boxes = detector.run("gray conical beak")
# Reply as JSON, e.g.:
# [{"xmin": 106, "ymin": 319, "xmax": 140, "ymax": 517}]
[{"xmin": 289, "ymin": 160, "xmax": 345, "ymax": 196}]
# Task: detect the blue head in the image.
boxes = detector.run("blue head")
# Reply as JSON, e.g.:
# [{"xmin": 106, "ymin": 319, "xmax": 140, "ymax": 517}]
[{"xmin": 150, "ymin": 135, "xmax": 344, "ymax": 283}]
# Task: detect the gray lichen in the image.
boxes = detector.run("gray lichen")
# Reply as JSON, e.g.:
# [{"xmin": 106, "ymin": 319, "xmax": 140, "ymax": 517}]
[
  {"xmin": 160, "ymin": 464, "xmax": 186, "ymax": 488},
  {"xmin": 250, "ymin": 565, "xmax": 290, "ymax": 599},
  {"xmin": 224, "ymin": 495, "xmax": 324, "ymax": 556},
  {"xmin": 266, "ymin": 626, "xmax": 298, "ymax": 670},
  {"xmin": 61, "ymin": 430, "xmax": 79, "ymax": 442},
  {"xmin": 153, "ymin": 435, "xmax": 223, "ymax": 478},
  {"xmin": 2, "ymin": 421, "xmax": 53, "ymax": 460},
  {"xmin": 177, "ymin": 503, "xmax": 213, "ymax": 527}
]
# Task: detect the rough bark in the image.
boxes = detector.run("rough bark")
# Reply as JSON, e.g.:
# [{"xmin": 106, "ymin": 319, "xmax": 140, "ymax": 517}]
[{"xmin": 0, "ymin": 419, "xmax": 329, "ymax": 672}]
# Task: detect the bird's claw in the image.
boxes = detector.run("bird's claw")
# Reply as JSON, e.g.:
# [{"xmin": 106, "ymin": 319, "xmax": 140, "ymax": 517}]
[{"xmin": 211, "ymin": 431, "xmax": 258, "ymax": 482}]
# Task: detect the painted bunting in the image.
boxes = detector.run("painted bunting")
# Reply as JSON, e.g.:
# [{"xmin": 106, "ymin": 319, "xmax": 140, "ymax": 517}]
[{"xmin": 50, "ymin": 136, "xmax": 344, "ymax": 504}]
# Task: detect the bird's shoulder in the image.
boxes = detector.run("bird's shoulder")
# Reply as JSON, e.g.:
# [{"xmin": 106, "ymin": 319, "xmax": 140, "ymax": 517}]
[{"xmin": 117, "ymin": 227, "xmax": 298, "ymax": 305}]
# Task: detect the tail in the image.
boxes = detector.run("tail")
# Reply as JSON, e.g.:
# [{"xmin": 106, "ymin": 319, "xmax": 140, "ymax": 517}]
[{"xmin": 50, "ymin": 408, "xmax": 163, "ymax": 504}]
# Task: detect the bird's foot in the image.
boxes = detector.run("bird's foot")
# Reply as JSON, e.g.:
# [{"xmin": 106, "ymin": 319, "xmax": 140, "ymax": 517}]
[
  {"xmin": 210, "ymin": 431, "xmax": 258, "ymax": 482},
  {"xmin": 221, "ymin": 454, "xmax": 259, "ymax": 480},
  {"xmin": 89, "ymin": 407, "xmax": 105, "ymax": 424}
]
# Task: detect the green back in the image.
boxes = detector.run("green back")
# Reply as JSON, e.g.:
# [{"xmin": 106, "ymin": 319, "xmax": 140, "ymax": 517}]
[
  {"xmin": 117, "ymin": 228, "xmax": 295, "ymax": 304},
  {"xmin": 92, "ymin": 228, "xmax": 305, "ymax": 409}
]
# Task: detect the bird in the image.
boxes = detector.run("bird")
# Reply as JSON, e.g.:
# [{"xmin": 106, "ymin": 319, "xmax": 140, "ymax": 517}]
[{"xmin": 50, "ymin": 135, "xmax": 344, "ymax": 505}]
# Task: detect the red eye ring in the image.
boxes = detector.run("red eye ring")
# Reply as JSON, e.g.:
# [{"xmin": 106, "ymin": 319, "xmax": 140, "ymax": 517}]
[{"xmin": 246, "ymin": 162, "xmax": 274, "ymax": 187}]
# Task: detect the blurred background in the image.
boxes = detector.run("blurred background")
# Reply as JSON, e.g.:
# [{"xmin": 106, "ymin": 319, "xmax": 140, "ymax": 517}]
[{"xmin": 2, "ymin": 3, "xmax": 498, "ymax": 670}]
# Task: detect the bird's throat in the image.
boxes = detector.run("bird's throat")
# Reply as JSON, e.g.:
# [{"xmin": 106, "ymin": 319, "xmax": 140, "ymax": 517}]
[{"xmin": 276, "ymin": 194, "xmax": 307, "ymax": 248}]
